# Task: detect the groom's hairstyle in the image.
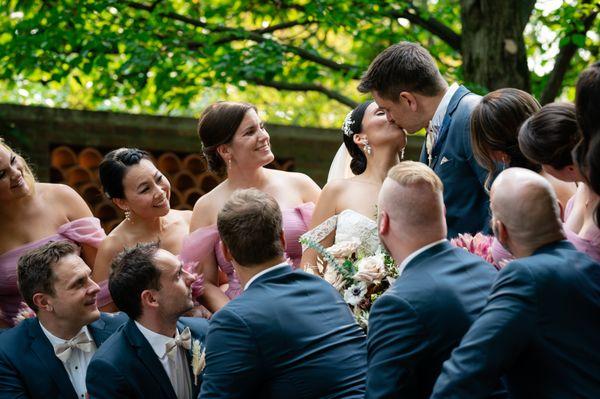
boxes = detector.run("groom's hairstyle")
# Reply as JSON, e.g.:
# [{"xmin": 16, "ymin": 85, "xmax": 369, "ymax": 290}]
[
  {"xmin": 109, "ymin": 242, "xmax": 161, "ymax": 320},
  {"xmin": 17, "ymin": 241, "xmax": 79, "ymax": 312},
  {"xmin": 218, "ymin": 189, "xmax": 284, "ymax": 266},
  {"xmin": 358, "ymin": 41, "xmax": 446, "ymax": 101}
]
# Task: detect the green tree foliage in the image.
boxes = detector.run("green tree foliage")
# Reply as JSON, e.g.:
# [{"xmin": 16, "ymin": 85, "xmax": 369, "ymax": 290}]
[{"xmin": 0, "ymin": 0, "xmax": 597, "ymax": 127}]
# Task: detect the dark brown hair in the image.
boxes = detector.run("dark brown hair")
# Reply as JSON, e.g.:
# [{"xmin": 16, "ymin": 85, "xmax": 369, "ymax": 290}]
[
  {"xmin": 108, "ymin": 242, "xmax": 161, "ymax": 320},
  {"xmin": 17, "ymin": 241, "xmax": 79, "ymax": 312},
  {"xmin": 471, "ymin": 88, "xmax": 541, "ymax": 189},
  {"xmin": 99, "ymin": 148, "xmax": 152, "ymax": 199},
  {"xmin": 575, "ymin": 61, "xmax": 600, "ymax": 139},
  {"xmin": 197, "ymin": 101, "xmax": 257, "ymax": 176},
  {"xmin": 357, "ymin": 41, "xmax": 446, "ymax": 100},
  {"xmin": 518, "ymin": 102, "xmax": 580, "ymax": 170},
  {"xmin": 217, "ymin": 189, "xmax": 284, "ymax": 266}
]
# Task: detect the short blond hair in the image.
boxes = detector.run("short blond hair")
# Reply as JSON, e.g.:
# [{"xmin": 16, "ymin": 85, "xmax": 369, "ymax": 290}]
[
  {"xmin": 386, "ymin": 161, "xmax": 443, "ymax": 192},
  {"xmin": 0, "ymin": 138, "xmax": 36, "ymax": 194}
]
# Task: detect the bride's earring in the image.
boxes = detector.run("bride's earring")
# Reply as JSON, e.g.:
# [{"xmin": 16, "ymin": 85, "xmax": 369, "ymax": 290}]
[{"xmin": 362, "ymin": 138, "xmax": 372, "ymax": 155}]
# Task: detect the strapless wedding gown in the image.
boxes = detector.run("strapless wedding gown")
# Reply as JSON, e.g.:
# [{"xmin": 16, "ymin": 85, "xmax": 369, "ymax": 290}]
[{"xmin": 301, "ymin": 209, "xmax": 380, "ymax": 257}]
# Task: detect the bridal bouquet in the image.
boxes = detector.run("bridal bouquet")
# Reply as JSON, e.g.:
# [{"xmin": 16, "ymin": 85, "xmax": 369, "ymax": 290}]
[{"xmin": 300, "ymin": 236, "xmax": 397, "ymax": 330}]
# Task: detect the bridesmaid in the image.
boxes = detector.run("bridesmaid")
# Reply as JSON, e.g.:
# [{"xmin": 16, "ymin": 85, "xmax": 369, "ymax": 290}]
[
  {"xmin": 0, "ymin": 139, "xmax": 105, "ymax": 328},
  {"xmin": 181, "ymin": 101, "xmax": 320, "ymax": 313},
  {"xmin": 93, "ymin": 148, "xmax": 192, "ymax": 311}
]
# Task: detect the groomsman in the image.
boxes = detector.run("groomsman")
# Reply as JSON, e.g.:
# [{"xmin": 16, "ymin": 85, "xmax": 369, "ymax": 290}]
[
  {"xmin": 0, "ymin": 241, "xmax": 126, "ymax": 399},
  {"xmin": 367, "ymin": 162, "xmax": 504, "ymax": 399},
  {"xmin": 86, "ymin": 243, "xmax": 208, "ymax": 399},
  {"xmin": 431, "ymin": 168, "xmax": 600, "ymax": 399},
  {"xmin": 200, "ymin": 189, "xmax": 367, "ymax": 398},
  {"xmin": 358, "ymin": 41, "xmax": 489, "ymax": 237}
]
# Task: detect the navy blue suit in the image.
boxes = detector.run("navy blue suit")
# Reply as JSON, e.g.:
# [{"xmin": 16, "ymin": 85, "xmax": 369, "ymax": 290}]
[
  {"xmin": 431, "ymin": 240, "xmax": 600, "ymax": 399},
  {"xmin": 0, "ymin": 312, "xmax": 127, "ymax": 399},
  {"xmin": 199, "ymin": 265, "xmax": 367, "ymax": 398},
  {"xmin": 366, "ymin": 241, "xmax": 504, "ymax": 399},
  {"xmin": 419, "ymin": 86, "xmax": 489, "ymax": 237},
  {"xmin": 86, "ymin": 317, "xmax": 209, "ymax": 399}
]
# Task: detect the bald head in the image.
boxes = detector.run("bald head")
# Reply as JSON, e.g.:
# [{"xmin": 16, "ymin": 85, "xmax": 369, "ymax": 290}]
[
  {"xmin": 379, "ymin": 161, "xmax": 446, "ymax": 240},
  {"xmin": 491, "ymin": 168, "xmax": 563, "ymax": 249}
]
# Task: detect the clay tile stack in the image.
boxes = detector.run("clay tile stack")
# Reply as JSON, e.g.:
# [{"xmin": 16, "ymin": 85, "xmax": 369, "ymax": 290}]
[{"xmin": 50, "ymin": 145, "xmax": 295, "ymax": 233}]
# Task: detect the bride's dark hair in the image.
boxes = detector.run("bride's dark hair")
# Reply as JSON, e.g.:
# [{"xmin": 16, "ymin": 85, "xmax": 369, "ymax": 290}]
[{"xmin": 342, "ymin": 100, "xmax": 373, "ymax": 175}]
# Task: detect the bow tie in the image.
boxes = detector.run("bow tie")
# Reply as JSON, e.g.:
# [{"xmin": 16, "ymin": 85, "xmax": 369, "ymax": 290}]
[
  {"xmin": 54, "ymin": 330, "xmax": 94, "ymax": 363},
  {"xmin": 165, "ymin": 327, "xmax": 191, "ymax": 360}
]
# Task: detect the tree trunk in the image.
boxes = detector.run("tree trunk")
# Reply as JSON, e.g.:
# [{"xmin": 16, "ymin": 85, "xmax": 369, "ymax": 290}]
[{"xmin": 460, "ymin": 0, "xmax": 535, "ymax": 93}]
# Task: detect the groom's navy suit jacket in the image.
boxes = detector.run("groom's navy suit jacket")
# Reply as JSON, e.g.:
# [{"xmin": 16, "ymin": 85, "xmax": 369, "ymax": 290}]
[
  {"xmin": 86, "ymin": 317, "xmax": 209, "ymax": 399},
  {"xmin": 366, "ymin": 241, "xmax": 504, "ymax": 399},
  {"xmin": 199, "ymin": 265, "xmax": 367, "ymax": 398},
  {"xmin": 431, "ymin": 240, "xmax": 600, "ymax": 399},
  {"xmin": 0, "ymin": 312, "xmax": 127, "ymax": 399},
  {"xmin": 419, "ymin": 85, "xmax": 489, "ymax": 238}
]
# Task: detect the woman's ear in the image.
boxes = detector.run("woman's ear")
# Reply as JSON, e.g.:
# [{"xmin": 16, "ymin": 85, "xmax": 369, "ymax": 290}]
[
  {"xmin": 113, "ymin": 197, "xmax": 128, "ymax": 212},
  {"xmin": 353, "ymin": 133, "xmax": 367, "ymax": 145},
  {"xmin": 216, "ymin": 144, "xmax": 231, "ymax": 162}
]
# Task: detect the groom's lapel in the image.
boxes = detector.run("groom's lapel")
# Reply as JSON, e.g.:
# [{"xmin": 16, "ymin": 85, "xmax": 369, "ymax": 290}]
[
  {"xmin": 28, "ymin": 319, "xmax": 77, "ymax": 399},
  {"xmin": 431, "ymin": 86, "xmax": 470, "ymax": 169},
  {"xmin": 124, "ymin": 320, "xmax": 177, "ymax": 399},
  {"xmin": 177, "ymin": 320, "xmax": 202, "ymax": 398}
]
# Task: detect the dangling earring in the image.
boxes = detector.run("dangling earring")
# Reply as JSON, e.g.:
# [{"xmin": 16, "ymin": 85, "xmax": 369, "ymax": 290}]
[
  {"xmin": 124, "ymin": 209, "xmax": 132, "ymax": 222},
  {"xmin": 227, "ymin": 158, "xmax": 232, "ymax": 169},
  {"xmin": 400, "ymin": 147, "xmax": 405, "ymax": 161},
  {"xmin": 362, "ymin": 138, "xmax": 372, "ymax": 155}
]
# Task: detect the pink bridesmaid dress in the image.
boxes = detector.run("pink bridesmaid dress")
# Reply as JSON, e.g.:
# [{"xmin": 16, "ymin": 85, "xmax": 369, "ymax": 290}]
[
  {"xmin": 0, "ymin": 217, "xmax": 106, "ymax": 326},
  {"xmin": 563, "ymin": 196, "xmax": 600, "ymax": 263},
  {"xmin": 180, "ymin": 202, "xmax": 314, "ymax": 299}
]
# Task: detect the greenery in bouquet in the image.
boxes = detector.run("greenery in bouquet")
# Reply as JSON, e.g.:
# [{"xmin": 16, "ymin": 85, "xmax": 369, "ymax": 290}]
[{"xmin": 300, "ymin": 236, "xmax": 397, "ymax": 330}]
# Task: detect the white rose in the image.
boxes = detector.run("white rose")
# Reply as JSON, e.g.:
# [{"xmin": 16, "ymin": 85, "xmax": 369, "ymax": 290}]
[{"xmin": 353, "ymin": 254, "xmax": 386, "ymax": 284}]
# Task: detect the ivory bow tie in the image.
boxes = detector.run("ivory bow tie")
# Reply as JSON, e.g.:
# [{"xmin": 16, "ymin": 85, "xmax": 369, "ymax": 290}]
[
  {"xmin": 54, "ymin": 331, "xmax": 94, "ymax": 363},
  {"xmin": 165, "ymin": 327, "xmax": 191, "ymax": 360}
]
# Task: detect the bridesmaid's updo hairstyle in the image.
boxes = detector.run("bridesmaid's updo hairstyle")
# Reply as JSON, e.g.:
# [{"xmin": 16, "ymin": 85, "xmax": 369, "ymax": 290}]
[
  {"xmin": 342, "ymin": 100, "xmax": 373, "ymax": 175},
  {"xmin": 471, "ymin": 88, "xmax": 541, "ymax": 189},
  {"xmin": 99, "ymin": 148, "xmax": 151, "ymax": 199},
  {"xmin": 197, "ymin": 101, "xmax": 257, "ymax": 176},
  {"xmin": 518, "ymin": 103, "xmax": 580, "ymax": 170}
]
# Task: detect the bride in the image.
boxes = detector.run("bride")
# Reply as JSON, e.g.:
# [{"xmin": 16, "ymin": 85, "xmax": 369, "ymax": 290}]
[{"xmin": 300, "ymin": 100, "xmax": 407, "ymax": 272}]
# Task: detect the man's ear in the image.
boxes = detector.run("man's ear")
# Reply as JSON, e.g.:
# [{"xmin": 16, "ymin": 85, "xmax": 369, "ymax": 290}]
[
  {"xmin": 33, "ymin": 292, "xmax": 52, "ymax": 312},
  {"xmin": 221, "ymin": 241, "xmax": 233, "ymax": 263},
  {"xmin": 140, "ymin": 289, "xmax": 159, "ymax": 310},
  {"xmin": 378, "ymin": 210, "xmax": 390, "ymax": 236},
  {"xmin": 399, "ymin": 91, "xmax": 418, "ymax": 112},
  {"xmin": 496, "ymin": 220, "xmax": 509, "ymax": 247},
  {"xmin": 279, "ymin": 230, "xmax": 286, "ymax": 251}
]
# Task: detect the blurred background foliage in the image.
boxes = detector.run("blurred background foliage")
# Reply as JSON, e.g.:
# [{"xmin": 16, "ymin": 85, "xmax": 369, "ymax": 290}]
[{"xmin": 0, "ymin": 0, "xmax": 597, "ymax": 128}]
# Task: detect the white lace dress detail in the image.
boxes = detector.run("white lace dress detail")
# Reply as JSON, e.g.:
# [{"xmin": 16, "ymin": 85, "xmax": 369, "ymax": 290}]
[{"xmin": 301, "ymin": 209, "xmax": 380, "ymax": 256}]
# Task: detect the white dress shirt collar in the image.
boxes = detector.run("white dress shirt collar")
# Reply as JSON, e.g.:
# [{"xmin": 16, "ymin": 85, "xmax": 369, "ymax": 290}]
[
  {"xmin": 398, "ymin": 239, "xmax": 447, "ymax": 276},
  {"xmin": 244, "ymin": 262, "xmax": 289, "ymax": 291},
  {"xmin": 431, "ymin": 83, "xmax": 459, "ymax": 130},
  {"xmin": 39, "ymin": 322, "xmax": 93, "ymax": 347},
  {"xmin": 134, "ymin": 321, "xmax": 180, "ymax": 360}
]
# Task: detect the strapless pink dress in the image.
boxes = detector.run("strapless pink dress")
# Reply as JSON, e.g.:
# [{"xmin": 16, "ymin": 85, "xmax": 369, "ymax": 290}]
[
  {"xmin": 563, "ymin": 196, "xmax": 600, "ymax": 263},
  {"xmin": 0, "ymin": 217, "xmax": 105, "ymax": 326},
  {"xmin": 180, "ymin": 202, "xmax": 314, "ymax": 299}
]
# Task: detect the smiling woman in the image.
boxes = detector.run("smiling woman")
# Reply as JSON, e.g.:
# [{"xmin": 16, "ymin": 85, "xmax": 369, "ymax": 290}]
[
  {"xmin": 92, "ymin": 148, "xmax": 194, "ymax": 312},
  {"xmin": 180, "ymin": 101, "xmax": 322, "ymax": 314},
  {"xmin": 0, "ymin": 138, "xmax": 105, "ymax": 328}
]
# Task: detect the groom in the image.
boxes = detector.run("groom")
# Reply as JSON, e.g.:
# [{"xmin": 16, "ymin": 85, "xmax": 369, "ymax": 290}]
[
  {"xmin": 200, "ymin": 189, "xmax": 367, "ymax": 398},
  {"xmin": 358, "ymin": 41, "xmax": 489, "ymax": 237}
]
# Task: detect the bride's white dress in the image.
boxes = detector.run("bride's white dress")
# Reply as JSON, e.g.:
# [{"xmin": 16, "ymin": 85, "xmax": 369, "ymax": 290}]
[{"xmin": 301, "ymin": 209, "xmax": 380, "ymax": 256}]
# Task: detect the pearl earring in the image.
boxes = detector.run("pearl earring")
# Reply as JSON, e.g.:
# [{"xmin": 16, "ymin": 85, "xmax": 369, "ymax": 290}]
[
  {"xmin": 228, "ymin": 158, "xmax": 232, "ymax": 169},
  {"xmin": 124, "ymin": 209, "xmax": 132, "ymax": 222}
]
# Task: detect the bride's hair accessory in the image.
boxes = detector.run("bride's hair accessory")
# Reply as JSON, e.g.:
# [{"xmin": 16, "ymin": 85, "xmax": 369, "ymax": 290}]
[{"xmin": 342, "ymin": 101, "xmax": 373, "ymax": 137}]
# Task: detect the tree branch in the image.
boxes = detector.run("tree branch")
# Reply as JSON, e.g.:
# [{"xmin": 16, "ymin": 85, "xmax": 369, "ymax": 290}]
[
  {"xmin": 388, "ymin": 4, "xmax": 462, "ymax": 52},
  {"xmin": 127, "ymin": 2, "xmax": 361, "ymax": 76},
  {"xmin": 248, "ymin": 78, "xmax": 358, "ymax": 108},
  {"xmin": 540, "ymin": 5, "xmax": 598, "ymax": 105}
]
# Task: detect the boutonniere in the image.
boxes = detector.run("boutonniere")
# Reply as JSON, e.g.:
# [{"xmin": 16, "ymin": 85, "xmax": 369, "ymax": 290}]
[{"xmin": 191, "ymin": 339, "xmax": 206, "ymax": 386}]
